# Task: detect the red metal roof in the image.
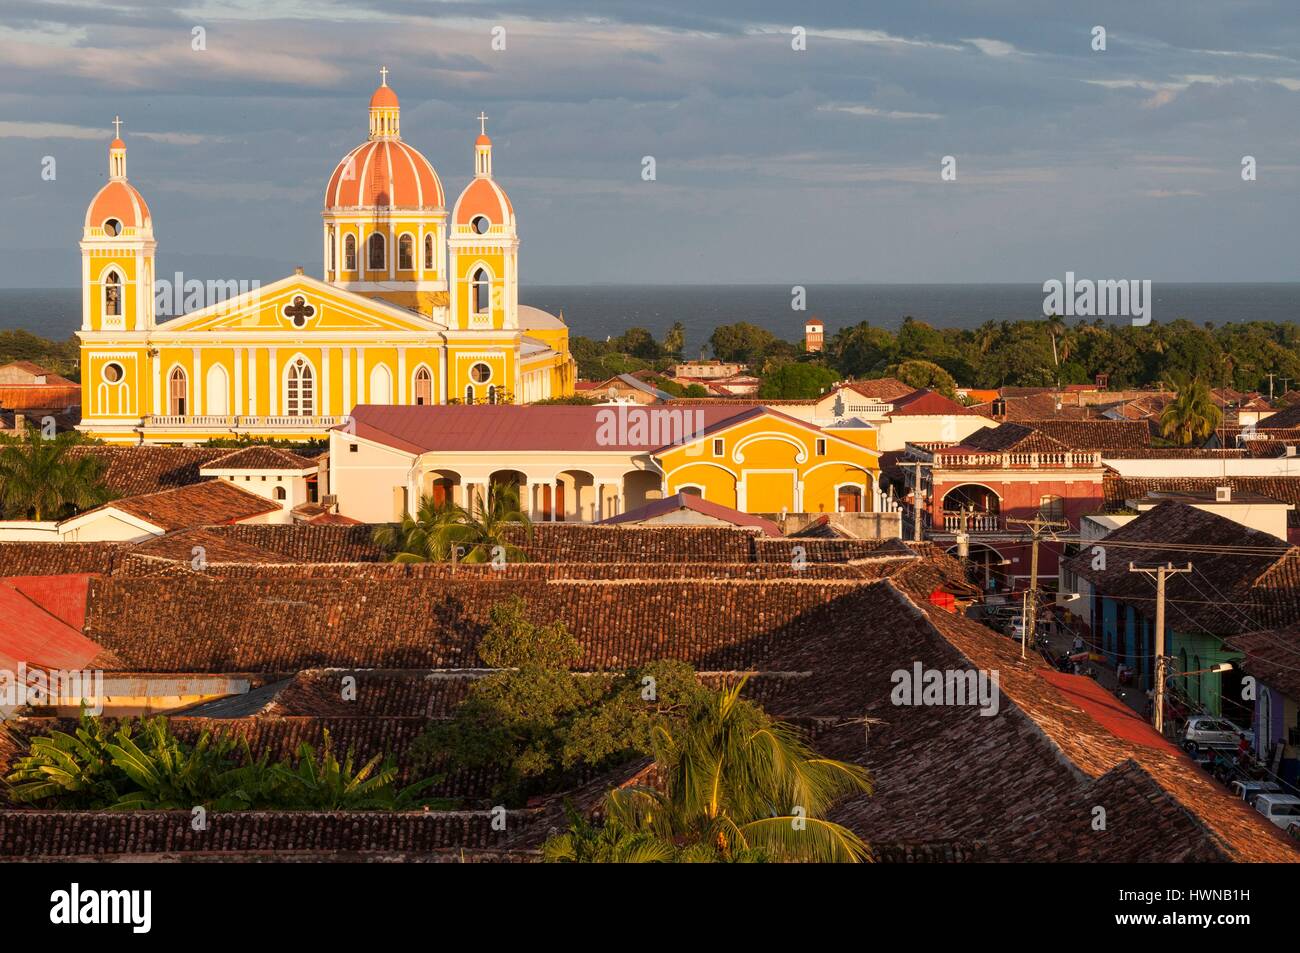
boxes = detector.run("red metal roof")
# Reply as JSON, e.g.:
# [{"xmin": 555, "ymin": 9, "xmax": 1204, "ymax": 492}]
[
  {"xmin": 889, "ymin": 388, "xmax": 980, "ymax": 417},
  {"xmin": 346, "ymin": 404, "xmax": 759, "ymax": 454},
  {"xmin": 1040, "ymin": 670, "xmax": 1178, "ymax": 753},
  {"xmin": 0, "ymin": 575, "xmax": 103, "ymax": 671}
]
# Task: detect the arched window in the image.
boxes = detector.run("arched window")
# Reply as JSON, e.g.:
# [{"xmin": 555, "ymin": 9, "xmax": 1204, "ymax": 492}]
[
  {"xmin": 487, "ymin": 385, "xmax": 498, "ymax": 405},
  {"xmin": 368, "ymin": 233, "xmax": 385, "ymax": 270},
  {"xmin": 343, "ymin": 234, "xmax": 357, "ymax": 271},
  {"xmin": 168, "ymin": 367, "xmax": 187, "ymax": 416},
  {"xmin": 1037, "ymin": 494, "xmax": 1064, "ymax": 522},
  {"xmin": 287, "ymin": 358, "xmax": 314, "ymax": 417},
  {"xmin": 424, "ymin": 234, "xmax": 435, "ymax": 270},
  {"xmin": 464, "ymin": 384, "xmax": 474, "ymax": 405},
  {"xmin": 413, "ymin": 367, "xmax": 432, "ymax": 405},
  {"xmin": 471, "ymin": 268, "xmax": 490, "ymax": 315},
  {"xmin": 273, "ymin": 485, "xmax": 287, "ymax": 501},
  {"xmin": 369, "ymin": 364, "xmax": 393, "ymax": 404},
  {"xmin": 104, "ymin": 270, "xmax": 122, "ymax": 317},
  {"xmin": 398, "ymin": 234, "xmax": 414, "ymax": 271}
]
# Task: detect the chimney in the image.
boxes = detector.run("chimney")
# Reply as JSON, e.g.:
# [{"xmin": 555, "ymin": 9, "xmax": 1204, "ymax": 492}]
[{"xmin": 1215, "ymin": 486, "xmax": 1232, "ymax": 502}]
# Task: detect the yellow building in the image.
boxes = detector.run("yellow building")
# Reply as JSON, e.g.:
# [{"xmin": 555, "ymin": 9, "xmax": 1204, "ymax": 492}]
[{"xmin": 77, "ymin": 74, "xmax": 575, "ymax": 445}]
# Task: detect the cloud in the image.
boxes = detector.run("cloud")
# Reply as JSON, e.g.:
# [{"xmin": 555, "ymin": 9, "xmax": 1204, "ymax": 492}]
[
  {"xmin": 963, "ymin": 37, "xmax": 1022, "ymax": 57},
  {"xmin": 816, "ymin": 104, "xmax": 943, "ymax": 120},
  {"xmin": 0, "ymin": 121, "xmax": 103, "ymax": 139}
]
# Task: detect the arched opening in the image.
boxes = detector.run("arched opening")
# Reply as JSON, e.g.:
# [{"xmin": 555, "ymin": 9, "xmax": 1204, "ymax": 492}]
[
  {"xmin": 273, "ymin": 485, "xmax": 287, "ymax": 501},
  {"xmin": 369, "ymin": 364, "xmax": 393, "ymax": 404},
  {"xmin": 423, "ymin": 469, "xmax": 461, "ymax": 510},
  {"xmin": 205, "ymin": 364, "xmax": 230, "ymax": 416},
  {"xmin": 344, "ymin": 234, "xmax": 357, "ymax": 271},
  {"xmin": 487, "ymin": 470, "xmax": 527, "ymax": 518},
  {"xmin": 424, "ymin": 234, "xmax": 435, "ymax": 270},
  {"xmin": 555, "ymin": 470, "xmax": 596, "ymax": 521},
  {"xmin": 286, "ymin": 358, "xmax": 314, "ymax": 417},
  {"xmin": 168, "ymin": 367, "xmax": 187, "ymax": 416},
  {"xmin": 946, "ymin": 541, "xmax": 1007, "ymax": 592},
  {"xmin": 837, "ymin": 485, "xmax": 864, "ymax": 513},
  {"xmin": 413, "ymin": 367, "xmax": 432, "ymax": 405},
  {"xmin": 680, "ymin": 485, "xmax": 703, "ymax": 498},
  {"xmin": 464, "ymin": 384, "xmax": 475, "ymax": 405},
  {"xmin": 941, "ymin": 484, "xmax": 1001, "ymax": 532},
  {"xmin": 471, "ymin": 268, "xmax": 490, "ymax": 315},
  {"xmin": 104, "ymin": 270, "xmax": 122, "ymax": 317},
  {"xmin": 622, "ymin": 469, "xmax": 662, "ymax": 513},
  {"xmin": 487, "ymin": 385, "xmax": 498, "ymax": 405},
  {"xmin": 367, "ymin": 232, "xmax": 385, "ymax": 271},
  {"xmin": 1037, "ymin": 494, "xmax": 1065, "ymax": 523},
  {"xmin": 398, "ymin": 233, "xmax": 414, "ymax": 271}
]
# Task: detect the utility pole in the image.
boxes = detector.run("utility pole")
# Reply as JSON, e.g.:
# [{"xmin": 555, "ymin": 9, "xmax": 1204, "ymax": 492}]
[
  {"xmin": 1128, "ymin": 562, "xmax": 1193, "ymax": 737},
  {"xmin": 908, "ymin": 459, "xmax": 933, "ymax": 543},
  {"xmin": 1007, "ymin": 515, "xmax": 1069, "ymax": 658},
  {"xmin": 1267, "ymin": 372, "xmax": 1276, "ymax": 402}
]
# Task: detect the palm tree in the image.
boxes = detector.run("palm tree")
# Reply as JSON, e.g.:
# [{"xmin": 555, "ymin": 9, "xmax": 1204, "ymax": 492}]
[
  {"xmin": 373, "ymin": 482, "xmax": 531, "ymax": 564},
  {"xmin": 0, "ymin": 425, "xmax": 113, "ymax": 520},
  {"xmin": 544, "ymin": 678, "xmax": 873, "ymax": 863},
  {"xmin": 1159, "ymin": 373, "xmax": 1223, "ymax": 446}
]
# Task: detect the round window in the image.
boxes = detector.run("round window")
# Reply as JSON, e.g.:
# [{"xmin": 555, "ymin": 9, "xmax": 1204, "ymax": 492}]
[
  {"xmin": 103, "ymin": 362, "xmax": 124, "ymax": 383},
  {"xmin": 103, "ymin": 219, "xmax": 121, "ymax": 236},
  {"xmin": 472, "ymin": 216, "xmax": 490, "ymax": 235},
  {"xmin": 470, "ymin": 362, "xmax": 492, "ymax": 384}
]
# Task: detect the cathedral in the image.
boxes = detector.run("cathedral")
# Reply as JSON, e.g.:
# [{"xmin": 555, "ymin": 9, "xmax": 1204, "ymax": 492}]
[{"xmin": 76, "ymin": 71, "xmax": 575, "ymax": 445}]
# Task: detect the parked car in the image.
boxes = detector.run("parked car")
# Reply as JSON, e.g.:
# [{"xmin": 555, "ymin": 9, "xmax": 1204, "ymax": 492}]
[
  {"xmin": 1005, "ymin": 615, "xmax": 1027, "ymax": 640},
  {"xmin": 1231, "ymin": 780, "xmax": 1282, "ymax": 806},
  {"xmin": 1253, "ymin": 794, "xmax": 1300, "ymax": 830},
  {"xmin": 1182, "ymin": 715, "xmax": 1251, "ymax": 754}
]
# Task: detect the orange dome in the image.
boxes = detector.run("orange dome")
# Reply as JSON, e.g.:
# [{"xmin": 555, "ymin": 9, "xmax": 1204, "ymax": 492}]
[
  {"xmin": 369, "ymin": 84, "xmax": 399, "ymax": 109},
  {"xmin": 453, "ymin": 176, "xmax": 513, "ymax": 227},
  {"xmin": 324, "ymin": 138, "xmax": 444, "ymax": 209},
  {"xmin": 475, "ymin": 133, "xmax": 491, "ymax": 147},
  {"xmin": 85, "ymin": 179, "xmax": 151, "ymax": 231},
  {"xmin": 109, "ymin": 137, "xmax": 125, "ymax": 149}
]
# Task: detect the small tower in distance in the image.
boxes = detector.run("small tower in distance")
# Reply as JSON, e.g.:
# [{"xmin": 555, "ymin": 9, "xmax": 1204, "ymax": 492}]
[{"xmin": 804, "ymin": 316, "xmax": 825, "ymax": 353}]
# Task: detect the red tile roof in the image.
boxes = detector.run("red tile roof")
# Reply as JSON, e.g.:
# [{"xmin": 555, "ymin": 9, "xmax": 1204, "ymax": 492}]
[
  {"xmin": 202, "ymin": 447, "xmax": 319, "ymax": 471},
  {"xmin": 86, "ymin": 480, "xmax": 280, "ymax": 533},
  {"xmin": 888, "ymin": 388, "xmax": 979, "ymax": 416},
  {"xmin": 602, "ymin": 493, "xmax": 782, "ymax": 535}
]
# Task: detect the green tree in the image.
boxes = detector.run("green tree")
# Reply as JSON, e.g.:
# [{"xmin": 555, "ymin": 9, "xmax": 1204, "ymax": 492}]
[
  {"xmin": 829, "ymin": 322, "xmax": 897, "ymax": 378},
  {"xmin": 543, "ymin": 678, "xmax": 873, "ymax": 863},
  {"xmin": 885, "ymin": 359, "xmax": 959, "ymax": 398},
  {"xmin": 757, "ymin": 363, "xmax": 839, "ymax": 399},
  {"xmin": 662, "ymin": 322, "xmax": 685, "ymax": 361},
  {"xmin": 1159, "ymin": 373, "xmax": 1223, "ymax": 446},
  {"xmin": 374, "ymin": 484, "xmax": 531, "ymax": 565},
  {"xmin": 0, "ymin": 424, "xmax": 114, "ymax": 520},
  {"xmin": 709, "ymin": 322, "xmax": 777, "ymax": 365}
]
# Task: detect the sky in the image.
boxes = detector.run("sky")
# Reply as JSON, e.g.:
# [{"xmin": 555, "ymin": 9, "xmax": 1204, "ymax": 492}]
[{"xmin": 1, "ymin": 0, "xmax": 1298, "ymax": 287}]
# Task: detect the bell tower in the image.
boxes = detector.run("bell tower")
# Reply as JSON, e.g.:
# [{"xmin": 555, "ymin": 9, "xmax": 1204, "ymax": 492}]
[
  {"xmin": 80, "ymin": 118, "xmax": 156, "ymax": 333},
  {"xmin": 449, "ymin": 115, "xmax": 519, "ymax": 331}
]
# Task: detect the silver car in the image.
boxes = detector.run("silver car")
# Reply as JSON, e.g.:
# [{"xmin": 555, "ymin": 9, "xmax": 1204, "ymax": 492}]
[{"xmin": 1182, "ymin": 715, "xmax": 1250, "ymax": 754}]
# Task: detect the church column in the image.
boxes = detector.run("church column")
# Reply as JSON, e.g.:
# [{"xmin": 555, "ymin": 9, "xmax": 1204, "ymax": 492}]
[
  {"xmin": 247, "ymin": 349, "xmax": 258, "ymax": 415},
  {"xmin": 190, "ymin": 348, "xmax": 202, "ymax": 418},
  {"xmin": 388, "ymin": 223, "xmax": 396, "ymax": 280},
  {"xmin": 321, "ymin": 348, "xmax": 332, "ymax": 417},
  {"xmin": 268, "ymin": 350, "xmax": 279, "ymax": 416},
  {"xmin": 439, "ymin": 347, "xmax": 448, "ymax": 404},
  {"xmin": 342, "ymin": 347, "xmax": 353, "ymax": 415},
  {"xmin": 355, "ymin": 349, "xmax": 366, "ymax": 404},
  {"xmin": 151, "ymin": 353, "xmax": 161, "ymax": 417},
  {"xmin": 234, "ymin": 347, "xmax": 244, "ymax": 419},
  {"xmin": 397, "ymin": 348, "xmax": 408, "ymax": 404}
]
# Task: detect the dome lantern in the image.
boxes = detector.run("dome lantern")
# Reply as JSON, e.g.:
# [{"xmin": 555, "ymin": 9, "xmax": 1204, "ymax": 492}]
[{"xmin": 368, "ymin": 66, "xmax": 401, "ymax": 140}]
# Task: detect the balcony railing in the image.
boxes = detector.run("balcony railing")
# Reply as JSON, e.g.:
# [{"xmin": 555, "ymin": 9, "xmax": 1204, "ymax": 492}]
[
  {"xmin": 942, "ymin": 510, "xmax": 1002, "ymax": 532},
  {"xmin": 142, "ymin": 414, "xmax": 346, "ymax": 431},
  {"xmin": 910, "ymin": 446, "xmax": 1102, "ymax": 469}
]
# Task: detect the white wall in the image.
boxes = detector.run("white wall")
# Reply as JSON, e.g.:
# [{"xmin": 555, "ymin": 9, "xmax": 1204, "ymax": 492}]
[
  {"xmin": 876, "ymin": 415, "xmax": 995, "ymax": 452},
  {"xmin": 1105, "ymin": 456, "xmax": 1300, "ymax": 477},
  {"xmin": 0, "ymin": 521, "xmax": 61, "ymax": 542},
  {"xmin": 329, "ymin": 430, "xmax": 416, "ymax": 523}
]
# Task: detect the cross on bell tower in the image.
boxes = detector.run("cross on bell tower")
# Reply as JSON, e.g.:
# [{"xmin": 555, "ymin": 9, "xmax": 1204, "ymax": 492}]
[
  {"xmin": 112, "ymin": 115, "xmax": 123, "ymax": 138},
  {"xmin": 478, "ymin": 112, "xmax": 488, "ymax": 135},
  {"xmin": 380, "ymin": 66, "xmax": 389, "ymax": 86}
]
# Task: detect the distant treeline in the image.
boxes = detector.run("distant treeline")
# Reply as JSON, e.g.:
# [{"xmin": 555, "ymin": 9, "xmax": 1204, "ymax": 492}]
[
  {"xmin": 573, "ymin": 316, "xmax": 1300, "ymax": 396},
  {"xmin": 0, "ymin": 330, "xmax": 81, "ymax": 381}
]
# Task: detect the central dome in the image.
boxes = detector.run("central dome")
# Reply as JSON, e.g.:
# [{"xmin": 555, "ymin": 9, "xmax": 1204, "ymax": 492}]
[
  {"xmin": 324, "ymin": 139, "xmax": 444, "ymax": 210},
  {"xmin": 324, "ymin": 72, "xmax": 444, "ymax": 211}
]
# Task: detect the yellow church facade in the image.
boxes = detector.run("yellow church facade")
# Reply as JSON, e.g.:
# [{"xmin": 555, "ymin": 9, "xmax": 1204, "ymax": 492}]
[{"xmin": 77, "ymin": 74, "xmax": 575, "ymax": 445}]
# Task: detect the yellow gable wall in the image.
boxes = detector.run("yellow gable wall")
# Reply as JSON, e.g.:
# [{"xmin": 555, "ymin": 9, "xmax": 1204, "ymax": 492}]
[{"xmin": 655, "ymin": 413, "xmax": 880, "ymax": 514}]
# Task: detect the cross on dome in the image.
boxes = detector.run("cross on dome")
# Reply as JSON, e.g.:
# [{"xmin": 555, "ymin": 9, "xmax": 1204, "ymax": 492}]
[
  {"xmin": 380, "ymin": 66, "xmax": 389, "ymax": 86},
  {"xmin": 478, "ymin": 112, "xmax": 488, "ymax": 135},
  {"xmin": 112, "ymin": 115, "xmax": 123, "ymax": 138}
]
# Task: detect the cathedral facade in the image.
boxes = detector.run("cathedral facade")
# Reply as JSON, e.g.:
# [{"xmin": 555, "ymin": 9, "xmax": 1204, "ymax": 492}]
[{"xmin": 77, "ymin": 72, "xmax": 575, "ymax": 445}]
